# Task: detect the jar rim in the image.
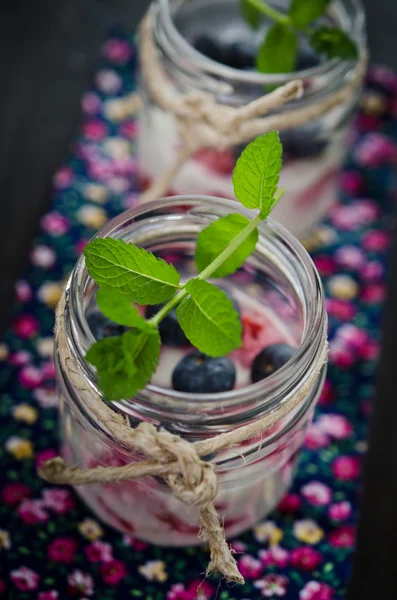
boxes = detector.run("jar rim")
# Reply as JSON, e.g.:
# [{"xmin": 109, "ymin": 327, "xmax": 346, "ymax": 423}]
[
  {"xmin": 67, "ymin": 195, "xmax": 326, "ymax": 421},
  {"xmin": 154, "ymin": 0, "xmax": 366, "ymax": 89}
]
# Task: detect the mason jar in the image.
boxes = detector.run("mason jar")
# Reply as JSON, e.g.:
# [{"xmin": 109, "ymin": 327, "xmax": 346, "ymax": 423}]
[
  {"xmin": 136, "ymin": 0, "xmax": 366, "ymax": 238},
  {"xmin": 56, "ymin": 196, "xmax": 327, "ymax": 546}
]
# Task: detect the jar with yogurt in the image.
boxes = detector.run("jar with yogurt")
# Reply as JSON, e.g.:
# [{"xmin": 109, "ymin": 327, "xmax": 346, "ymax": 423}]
[
  {"xmin": 56, "ymin": 196, "xmax": 327, "ymax": 545},
  {"xmin": 137, "ymin": 0, "xmax": 366, "ymax": 238}
]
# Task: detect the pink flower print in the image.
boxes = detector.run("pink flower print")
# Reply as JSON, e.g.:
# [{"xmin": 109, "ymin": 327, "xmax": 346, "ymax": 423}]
[
  {"xmin": 167, "ymin": 584, "xmax": 192, "ymax": 600},
  {"xmin": 329, "ymin": 525, "xmax": 355, "ymax": 547},
  {"xmin": 42, "ymin": 488, "xmax": 75, "ymax": 514},
  {"xmin": 328, "ymin": 340, "xmax": 356, "ymax": 368},
  {"xmin": 8, "ymin": 350, "xmax": 31, "ymax": 366},
  {"xmin": 301, "ymin": 481, "xmax": 332, "ymax": 506},
  {"xmin": 355, "ymin": 133, "xmax": 397, "ymax": 167},
  {"xmin": 33, "ymin": 387, "xmax": 58, "ymax": 408},
  {"xmin": 335, "ymin": 246, "xmax": 365, "ymax": 270},
  {"xmin": 81, "ymin": 92, "xmax": 101, "ymax": 115},
  {"xmin": 328, "ymin": 501, "xmax": 352, "ymax": 521},
  {"xmin": 38, "ymin": 591, "xmax": 59, "ymax": 600},
  {"xmin": 103, "ymin": 39, "xmax": 133, "ymax": 64},
  {"xmin": 318, "ymin": 379, "xmax": 334, "ymax": 406},
  {"xmin": 324, "ymin": 298, "xmax": 356, "ymax": 321},
  {"xmin": 312, "ymin": 256, "xmax": 337, "ymax": 277},
  {"xmin": 87, "ymin": 159, "xmax": 113, "ymax": 182},
  {"xmin": 300, "ymin": 581, "xmax": 334, "ymax": 600},
  {"xmin": 361, "ymin": 284, "xmax": 386, "ymax": 304},
  {"xmin": 336, "ymin": 324, "xmax": 368, "ymax": 352},
  {"xmin": 317, "ymin": 414, "xmax": 353, "ymax": 440},
  {"xmin": 358, "ymin": 338, "xmax": 380, "ymax": 361},
  {"xmin": 237, "ymin": 555, "xmax": 263, "ymax": 579},
  {"xmin": 229, "ymin": 540, "xmax": 247, "ymax": 553},
  {"xmin": 304, "ymin": 424, "xmax": 330, "ymax": 450},
  {"xmin": 18, "ymin": 366, "xmax": 43, "ymax": 389},
  {"xmin": 118, "ymin": 120, "xmax": 138, "ymax": 139},
  {"xmin": 2, "ymin": 482, "xmax": 32, "ymax": 506},
  {"xmin": 15, "ymin": 280, "xmax": 32, "ymax": 303},
  {"xmin": 41, "ymin": 211, "xmax": 69, "ymax": 236},
  {"xmin": 10, "ymin": 567, "xmax": 39, "ymax": 591},
  {"xmin": 330, "ymin": 200, "xmax": 378, "ymax": 231},
  {"xmin": 48, "ymin": 537, "xmax": 78, "ymax": 563},
  {"xmin": 100, "ymin": 559, "xmax": 127, "ymax": 585},
  {"xmin": 332, "ymin": 455, "xmax": 361, "ymax": 480},
  {"xmin": 85, "ymin": 540, "xmax": 113, "ymax": 563},
  {"xmin": 254, "ymin": 574, "xmax": 289, "ymax": 597},
  {"xmin": 35, "ymin": 449, "xmax": 57, "ymax": 469},
  {"xmin": 96, "ymin": 69, "xmax": 122, "ymax": 94},
  {"xmin": 53, "ymin": 166, "xmax": 74, "ymax": 189},
  {"xmin": 122, "ymin": 535, "xmax": 149, "ymax": 550},
  {"xmin": 355, "ymin": 112, "xmax": 382, "ymax": 132},
  {"xmin": 67, "ymin": 570, "xmax": 94, "ymax": 597},
  {"xmin": 123, "ymin": 192, "xmax": 140, "ymax": 209},
  {"xmin": 291, "ymin": 547, "xmax": 322, "ymax": 571},
  {"xmin": 18, "ymin": 499, "xmax": 49, "ymax": 524},
  {"xmin": 339, "ymin": 171, "xmax": 364, "ymax": 195},
  {"xmin": 41, "ymin": 360, "xmax": 56, "ymax": 380},
  {"xmin": 82, "ymin": 119, "xmax": 108, "ymax": 142},
  {"xmin": 363, "ymin": 230, "xmax": 390, "ymax": 252},
  {"xmin": 259, "ymin": 545, "xmax": 289, "ymax": 568},
  {"xmin": 277, "ymin": 493, "xmax": 301, "ymax": 514},
  {"xmin": 187, "ymin": 579, "xmax": 214, "ymax": 600},
  {"xmin": 75, "ymin": 239, "xmax": 89, "ymax": 255},
  {"xmin": 361, "ymin": 260, "xmax": 384, "ymax": 282},
  {"xmin": 13, "ymin": 315, "xmax": 39, "ymax": 339},
  {"xmin": 30, "ymin": 244, "xmax": 56, "ymax": 268}
]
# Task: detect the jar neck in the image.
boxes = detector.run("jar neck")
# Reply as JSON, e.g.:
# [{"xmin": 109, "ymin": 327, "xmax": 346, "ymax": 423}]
[
  {"xmin": 64, "ymin": 196, "xmax": 326, "ymax": 433},
  {"xmin": 151, "ymin": 0, "xmax": 366, "ymax": 104}
]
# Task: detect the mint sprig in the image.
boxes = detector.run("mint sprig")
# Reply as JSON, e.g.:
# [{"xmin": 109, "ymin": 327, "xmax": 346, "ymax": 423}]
[
  {"xmin": 241, "ymin": 0, "xmax": 358, "ymax": 75},
  {"xmin": 83, "ymin": 131, "xmax": 285, "ymax": 401}
]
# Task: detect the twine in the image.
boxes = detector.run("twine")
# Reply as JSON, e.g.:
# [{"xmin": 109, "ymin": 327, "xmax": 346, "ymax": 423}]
[
  {"xmin": 136, "ymin": 15, "xmax": 367, "ymax": 204},
  {"xmin": 39, "ymin": 291, "xmax": 328, "ymax": 584}
]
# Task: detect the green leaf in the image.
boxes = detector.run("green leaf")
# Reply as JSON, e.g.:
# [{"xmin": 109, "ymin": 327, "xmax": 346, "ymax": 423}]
[
  {"xmin": 289, "ymin": 0, "xmax": 331, "ymax": 28},
  {"xmin": 256, "ymin": 24, "xmax": 298, "ymax": 74},
  {"xmin": 196, "ymin": 213, "xmax": 258, "ymax": 277},
  {"xmin": 232, "ymin": 131, "xmax": 283, "ymax": 218},
  {"xmin": 84, "ymin": 238, "xmax": 180, "ymax": 304},
  {"xmin": 86, "ymin": 329, "xmax": 160, "ymax": 400},
  {"xmin": 310, "ymin": 26, "xmax": 358, "ymax": 60},
  {"xmin": 176, "ymin": 280, "xmax": 242, "ymax": 357},
  {"xmin": 240, "ymin": 0, "xmax": 261, "ymax": 29},
  {"xmin": 96, "ymin": 287, "xmax": 153, "ymax": 331}
]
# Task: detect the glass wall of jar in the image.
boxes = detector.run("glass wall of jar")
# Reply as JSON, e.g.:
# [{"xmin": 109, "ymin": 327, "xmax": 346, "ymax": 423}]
[
  {"xmin": 56, "ymin": 196, "xmax": 327, "ymax": 545},
  {"xmin": 136, "ymin": 0, "xmax": 366, "ymax": 238}
]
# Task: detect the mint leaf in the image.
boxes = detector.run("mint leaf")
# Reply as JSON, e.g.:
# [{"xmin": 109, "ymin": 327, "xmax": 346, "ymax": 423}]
[
  {"xmin": 256, "ymin": 24, "xmax": 297, "ymax": 75},
  {"xmin": 310, "ymin": 26, "xmax": 358, "ymax": 60},
  {"xmin": 86, "ymin": 329, "xmax": 160, "ymax": 400},
  {"xmin": 96, "ymin": 287, "xmax": 153, "ymax": 331},
  {"xmin": 289, "ymin": 0, "xmax": 331, "ymax": 28},
  {"xmin": 176, "ymin": 280, "xmax": 242, "ymax": 357},
  {"xmin": 84, "ymin": 238, "xmax": 180, "ymax": 304},
  {"xmin": 232, "ymin": 131, "xmax": 283, "ymax": 218},
  {"xmin": 196, "ymin": 214, "xmax": 258, "ymax": 278},
  {"xmin": 240, "ymin": 0, "xmax": 261, "ymax": 29}
]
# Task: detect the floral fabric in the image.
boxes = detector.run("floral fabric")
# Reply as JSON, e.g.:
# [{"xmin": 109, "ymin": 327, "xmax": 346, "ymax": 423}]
[{"xmin": 1, "ymin": 36, "xmax": 397, "ymax": 600}]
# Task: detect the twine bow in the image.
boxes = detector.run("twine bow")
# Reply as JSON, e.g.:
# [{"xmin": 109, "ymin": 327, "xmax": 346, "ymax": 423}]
[{"xmin": 39, "ymin": 291, "xmax": 328, "ymax": 584}]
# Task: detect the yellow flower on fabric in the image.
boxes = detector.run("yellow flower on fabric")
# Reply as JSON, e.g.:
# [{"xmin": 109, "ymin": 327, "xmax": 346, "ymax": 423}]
[
  {"xmin": 103, "ymin": 98, "xmax": 128, "ymax": 122},
  {"xmin": 254, "ymin": 520, "xmax": 284, "ymax": 545},
  {"xmin": 293, "ymin": 519, "xmax": 324, "ymax": 544},
  {"xmin": 37, "ymin": 282, "xmax": 63, "ymax": 308},
  {"xmin": 37, "ymin": 337, "xmax": 54, "ymax": 357},
  {"xmin": 103, "ymin": 138, "xmax": 130, "ymax": 159},
  {"xmin": 78, "ymin": 518, "xmax": 104, "ymax": 541},
  {"xmin": 328, "ymin": 274, "xmax": 358, "ymax": 301},
  {"xmin": 0, "ymin": 530, "xmax": 11, "ymax": 550},
  {"xmin": 138, "ymin": 560, "xmax": 168, "ymax": 582},
  {"xmin": 84, "ymin": 183, "xmax": 108, "ymax": 204},
  {"xmin": 5, "ymin": 437, "xmax": 34, "ymax": 459},
  {"xmin": 12, "ymin": 404, "xmax": 38, "ymax": 424},
  {"xmin": 77, "ymin": 205, "xmax": 107, "ymax": 229},
  {"xmin": 0, "ymin": 343, "xmax": 9, "ymax": 360}
]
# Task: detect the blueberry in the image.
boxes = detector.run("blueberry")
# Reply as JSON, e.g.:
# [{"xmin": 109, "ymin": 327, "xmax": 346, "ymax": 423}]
[
  {"xmin": 145, "ymin": 305, "xmax": 188, "ymax": 347},
  {"xmin": 295, "ymin": 46, "xmax": 321, "ymax": 71},
  {"xmin": 87, "ymin": 312, "xmax": 128, "ymax": 340},
  {"xmin": 251, "ymin": 343, "xmax": 296, "ymax": 383},
  {"xmin": 193, "ymin": 35, "xmax": 225, "ymax": 63},
  {"xmin": 172, "ymin": 352, "xmax": 236, "ymax": 393},
  {"xmin": 224, "ymin": 41, "xmax": 256, "ymax": 70},
  {"xmin": 280, "ymin": 128, "xmax": 327, "ymax": 160}
]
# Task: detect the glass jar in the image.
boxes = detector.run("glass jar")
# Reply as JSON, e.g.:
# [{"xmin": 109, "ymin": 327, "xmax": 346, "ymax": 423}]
[
  {"xmin": 136, "ymin": 0, "xmax": 366, "ymax": 238},
  {"xmin": 56, "ymin": 196, "xmax": 327, "ymax": 546}
]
